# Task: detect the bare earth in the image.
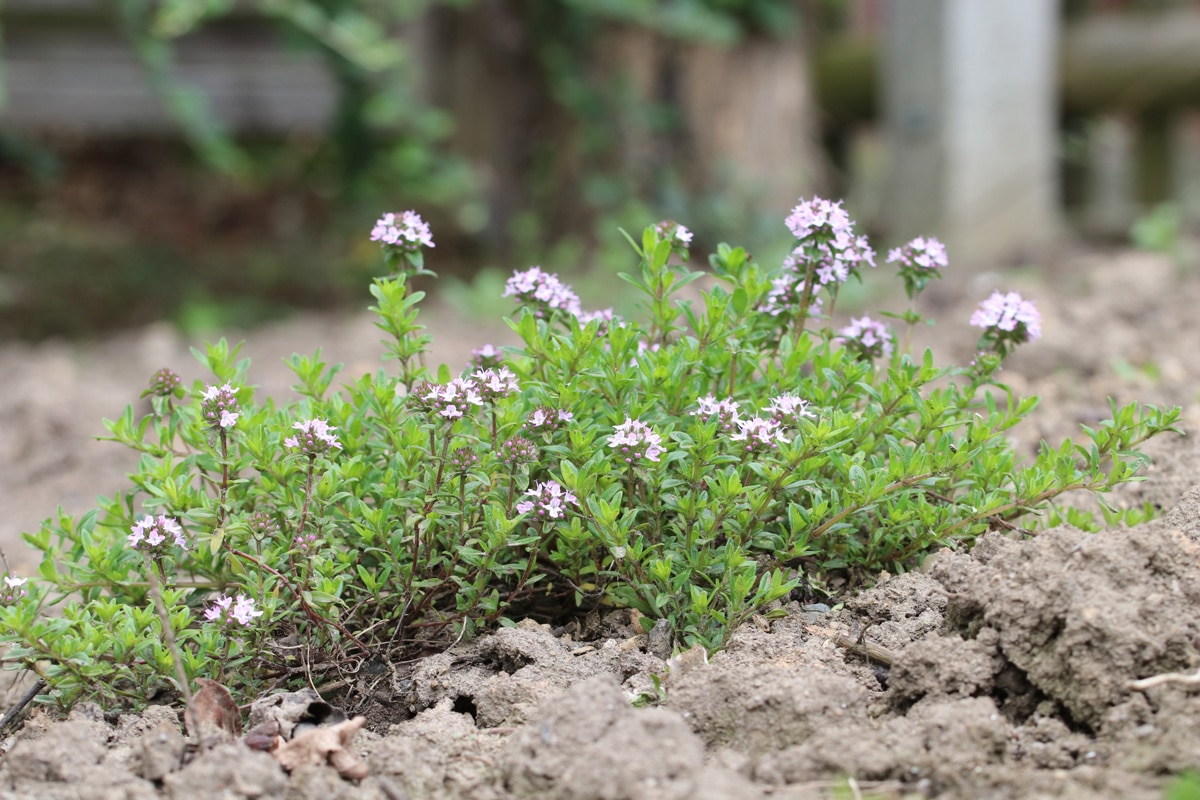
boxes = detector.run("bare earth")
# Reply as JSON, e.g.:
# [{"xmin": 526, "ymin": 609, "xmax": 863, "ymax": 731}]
[{"xmin": 2, "ymin": 246, "xmax": 1200, "ymax": 799}]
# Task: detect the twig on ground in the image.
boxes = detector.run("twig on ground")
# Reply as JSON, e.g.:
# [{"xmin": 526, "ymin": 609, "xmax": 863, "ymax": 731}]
[
  {"xmin": 0, "ymin": 677, "xmax": 46, "ymax": 736},
  {"xmin": 833, "ymin": 634, "xmax": 897, "ymax": 667},
  {"xmin": 1127, "ymin": 667, "xmax": 1200, "ymax": 691}
]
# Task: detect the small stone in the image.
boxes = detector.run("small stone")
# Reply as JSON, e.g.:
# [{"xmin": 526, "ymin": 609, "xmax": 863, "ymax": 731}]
[
  {"xmin": 139, "ymin": 721, "xmax": 185, "ymax": 781},
  {"xmin": 647, "ymin": 618, "xmax": 673, "ymax": 660}
]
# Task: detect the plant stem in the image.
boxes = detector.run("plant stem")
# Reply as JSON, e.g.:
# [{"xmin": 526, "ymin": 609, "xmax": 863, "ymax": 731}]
[
  {"xmin": 218, "ymin": 428, "xmax": 230, "ymax": 527},
  {"xmin": 143, "ymin": 558, "xmax": 195, "ymax": 735},
  {"xmin": 229, "ymin": 547, "xmax": 369, "ymax": 653},
  {"xmin": 296, "ymin": 455, "xmax": 317, "ymax": 541}
]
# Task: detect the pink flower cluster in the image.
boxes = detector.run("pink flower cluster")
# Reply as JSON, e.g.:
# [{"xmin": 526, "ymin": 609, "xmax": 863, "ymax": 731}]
[
  {"xmin": 414, "ymin": 378, "xmax": 484, "ymax": 419},
  {"xmin": 693, "ymin": 395, "xmax": 742, "ymax": 432},
  {"xmin": 525, "ymin": 406, "xmax": 573, "ymax": 435},
  {"xmin": 516, "ymin": 480, "xmax": 578, "ymax": 519},
  {"xmin": 730, "ymin": 416, "xmax": 789, "ymax": 452},
  {"xmin": 785, "ymin": 197, "xmax": 853, "ymax": 240},
  {"xmin": 370, "ymin": 211, "xmax": 435, "ymax": 251},
  {"xmin": 655, "ymin": 219, "xmax": 694, "ymax": 249},
  {"xmin": 128, "ymin": 514, "xmax": 188, "ymax": 552},
  {"xmin": 471, "ymin": 367, "xmax": 520, "ymax": 401},
  {"xmin": 693, "ymin": 393, "xmax": 814, "ymax": 452},
  {"xmin": 1, "ymin": 575, "xmax": 28, "ymax": 604},
  {"xmin": 204, "ymin": 593, "xmax": 264, "ymax": 627},
  {"xmin": 471, "ymin": 344, "xmax": 504, "ymax": 370},
  {"xmin": 498, "ymin": 435, "xmax": 538, "ymax": 467},
  {"xmin": 765, "ymin": 393, "xmax": 816, "ymax": 425},
  {"xmin": 886, "ymin": 236, "xmax": 948, "ymax": 271},
  {"xmin": 783, "ymin": 197, "xmax": 875, "ymax": 286},
  {"xmin": 969, "ymin": 291, "xmax": 1043, "ymax": 341},
  {"xmin": 836, "ymin": 316, "xmax": 894, "ymax": 360},
  {"xmin": 285, "ymin": 418, "xmax": 342, "ymax": 456},
  {"xmin": 503, "ymin": 267, "xmax": 583, "ymax": 317},
  {"xmin": 578, "ymin": 308, "xmax": 618, "ymax": 333},
  {"xmin": 146, "ymin": 368, "xmax": 181, "ymax": 398},
  {"xmin": 201, "ymin": 383, "xmax": 240, "ymax": 430},
  {"xmin": 608, "ymin": 418, "xmax": 665, "ymax": 464},
  {"xmin": 760, "ymin": 273, "xmax": 823, "ymax": 318}
]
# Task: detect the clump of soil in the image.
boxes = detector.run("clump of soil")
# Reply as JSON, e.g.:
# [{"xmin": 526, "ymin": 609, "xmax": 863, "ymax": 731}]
[{"xmin": 3, "ymin": 246, "xmax": 1200, "ymax": 798}]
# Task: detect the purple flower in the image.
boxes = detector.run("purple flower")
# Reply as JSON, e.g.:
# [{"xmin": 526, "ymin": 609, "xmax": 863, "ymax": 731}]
[
  {"xmin": 785, "ymin": 197, "xmax": 854, "ymax": 240},
  {"xmin": 128, "ymin": 514, "xmax": 188, "ymax": 552},
  {"xmin": 765, "ymin": 394, "xmax": 816, "ymax": 425},
  {"xmin": 472, "ymin": 367, "xmax": 519, "ymax": 400},
  {"xmin": 248, "ymin": 511, "xmax": 279, "ymax": 539},
  {"xmin": 970, "ymin": 291, "xmax": 1043, "ymax": 340},
  {"xmin": 204, "ymin": 593, "xmax": 264, "ymax": 627},
  {"xmin": 370, "ymin": 211, "xmax": 435, "ymax": 251},
  {"xmin": 693, "ymin": 396, "xmax": 741, "ymax": 432},
  {"xmin": 285, "ymin": 418, "xmax": 342, "ymax": 455},
  {"xmin": 471, "ymin": 344, "xmax": 504, "ymax": 370},
  {"xmin": 516, "ymin": 480, "xmax": 578, "ymax": 520},
  {"xmin": 887, "ymin": 236, "xmax": 948, "ymax": 270},
  {"xmin": 448, "ymin": 446, "xmax": 480, "ymax": 473},
  {"xmin": 730, "ymin": 417, "xmax": 789, "ymax": 452},
  {"xmin": 760, "ymin": 272, "xmax": 823, "ymax": 318},
  {"xmin": 608, "ymin": 418, "xmax": 665, "ymax": 464},
  {"xmin": 201, "ymin": 383, "xmax": 239, "ymax": 430},
  {"xmin": 1, "ymin": 575, "xmax": 28, "ymax": 604},
  {"xmin": 578, "ymin": 308, "xmax": 618, "ymax": 333},
  {"xmin": 525, "ymin": 406, "xmax": 573, "ymax": 436},
  {"xmin": 888, "ymin": 236, "xmax": 947, "ymax": 300},
  {"xmin": 779, "ymin": 198, "xmax": 876, "ymax": 302},
  {"xmin": 503, "ymin": 267, "xmax": 583, "ymax": 317},
  {"xmin": 655, "ymin": 219, "xmax": 693, "ymax": 246},
  {"xmin": 836, "ymin": 316, "xmax": 894, "ymax": 360},
  {"xmin": 145, "ymin": 368, "xmax": 181, "ymax": 398},
  {"xmin": 498, "ymin": 435, "xmax": 538, "ymax": 468},
  {"xmin": 417, "ymin": 378, "xmax": 484, "ymax": 420}
]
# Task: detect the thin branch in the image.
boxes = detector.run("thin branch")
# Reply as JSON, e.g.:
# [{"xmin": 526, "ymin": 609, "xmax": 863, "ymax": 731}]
[
  {"xmin": 0, "ymin": 677, "xmax": 47, "ymax": 735},
  {"xmin": 1127, "ymin": 668, "xmax": 1200, "ymax": 691}
]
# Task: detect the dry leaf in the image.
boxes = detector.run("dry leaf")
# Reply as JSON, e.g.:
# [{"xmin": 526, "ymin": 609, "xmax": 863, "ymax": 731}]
[
  {"xmin": 272, "ymin": 715, "xmax": 368, "ymax": 780},
  {"xmin": 189, "ymin": 678, "xmax": 242, "ymax": 742},
  {"xmin": 243, "ymin": 719, "xmax": 281, "ymax": 752}
]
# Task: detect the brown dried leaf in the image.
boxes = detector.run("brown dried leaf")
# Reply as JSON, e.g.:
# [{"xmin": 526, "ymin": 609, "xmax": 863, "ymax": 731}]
[
  {"xmin": 243, "ymin": 719, "xmax": 281, "ymax": 752},
  {"xmin": 189, "ymin": 678, "xmax": 242, "ymax": 741},
  {"xmin": 272, "ymin": 715, "xmax": 368, "ymax": 780}
]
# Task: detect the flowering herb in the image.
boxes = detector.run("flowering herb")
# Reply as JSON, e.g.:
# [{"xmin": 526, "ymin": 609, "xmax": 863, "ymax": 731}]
[
  {"xmin": 201, "ymin": 383, "xmax": 240, "ymax": 430},
  {"xmin": 204, "ymin": 594, "xmax": 264, "ymax": 627},
  {"xmin": 128, "ymin": 514, "xmax": 188, "ymax": 553},
  {"xmin": 836, "ymin": 316, "xmax": 895, "ymax": 361},
  {"xmin": 516, "ymin": 481, "xmax": 578, "ymax": 520},
  {"xmin": 470, "ymin": 344, "xmax": 504, "ymax": 370},
  {"xmin": 1, "ymin": 576, "xmax": 28, "ymax": 605},
  {"xmin": 503, "ymin": 266, "xmax": 583, "ymax": 317},
  {"xmin": 608, "ymin": 418, "xmax": 666, "ymax": 464},
  {"xmin": 143, "ymin": 367, "xmax": 182, "ymax": 399},
  {"xmin": 888, "ymin": 236, "xmax": 948, "ymax": 301},
  {"xmin": 0, "ymin": 202, "xmax": 1179, "ymax": 715}
]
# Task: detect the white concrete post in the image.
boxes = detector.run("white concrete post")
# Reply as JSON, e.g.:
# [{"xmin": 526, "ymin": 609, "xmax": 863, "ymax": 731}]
[{"xmin": 881, "ymin": 0, "xmax": 1061, "ymax": 264}]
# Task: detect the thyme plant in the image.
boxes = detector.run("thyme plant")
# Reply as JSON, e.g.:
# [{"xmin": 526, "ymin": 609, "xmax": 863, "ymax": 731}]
[{"xmin": 0, "ymin": 199, "xmax": 1180, "ymax": 709}]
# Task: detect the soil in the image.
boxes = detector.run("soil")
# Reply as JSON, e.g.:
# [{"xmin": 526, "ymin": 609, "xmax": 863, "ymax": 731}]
[{"xmin": 2, "ymin": 244, "xmax": 1200, "ymax": 799}]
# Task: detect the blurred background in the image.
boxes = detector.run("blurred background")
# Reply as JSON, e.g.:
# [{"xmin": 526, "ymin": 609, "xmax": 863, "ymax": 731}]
[{"xmin": 2, "ymin": 0, "xmax": 1199, "ymax": 341}]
